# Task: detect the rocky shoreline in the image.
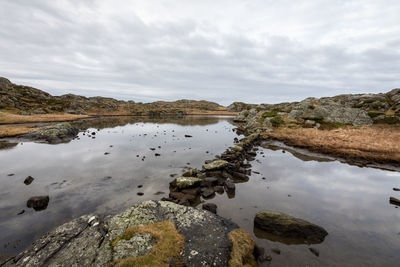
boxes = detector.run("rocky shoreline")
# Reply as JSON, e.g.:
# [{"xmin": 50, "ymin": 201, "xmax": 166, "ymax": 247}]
[{"xmin": 2, "ymin": 201, "xmax": 258, "ymax": 266}]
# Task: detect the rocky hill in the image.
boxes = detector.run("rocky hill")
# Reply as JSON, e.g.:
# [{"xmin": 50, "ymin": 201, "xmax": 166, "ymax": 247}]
[
  {"xmin": 233, "ymin": 89, "xmax": 400, "ymax": 130},
  {"xmin": 0, "ymin": 77, "xmax": 225, "ymax": 116}
]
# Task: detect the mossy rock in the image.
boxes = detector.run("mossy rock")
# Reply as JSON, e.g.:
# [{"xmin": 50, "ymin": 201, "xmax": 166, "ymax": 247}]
[
  {"xmin": 261, "ymin": 110, "xmax": 277, "ymax": 118},
  {"xmin": 203, "ymin": 159, "xmax": 228, "ymax": 171},
  {"xmin": 175, "ymin": 176, "xmax": 202, "ymax": 189},
  {"xmin": 254, "ymin": 210, "xmax": 328, "ymax": 242},
  {"xmin": 270, "ymin": 116, "xmax": 284, "ymax": 127}
]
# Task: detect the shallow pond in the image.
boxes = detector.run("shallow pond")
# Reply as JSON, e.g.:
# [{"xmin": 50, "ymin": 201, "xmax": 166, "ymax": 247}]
[{"xmin": 0, "ymin": 116, "xmax": 399, "ymax": 266}]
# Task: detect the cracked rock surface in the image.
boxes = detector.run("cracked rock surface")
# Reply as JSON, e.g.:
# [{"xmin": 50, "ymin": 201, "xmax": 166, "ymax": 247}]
[{"xmin": 3, "ymin": 201, "xmax": 239, "ymax": 267}]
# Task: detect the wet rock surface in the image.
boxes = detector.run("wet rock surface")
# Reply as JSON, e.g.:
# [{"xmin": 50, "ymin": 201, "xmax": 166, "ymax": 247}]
[
  {"xmin": 254, "ymin": 210, "xmax": 328, "ymax": 243},
  {"xmin": 3, "ymin": 201, "xmax": 250, "ymax": 267},
  {"xmin": 23, "ymin": 123, "xmax": 79, "ymax": 144}
]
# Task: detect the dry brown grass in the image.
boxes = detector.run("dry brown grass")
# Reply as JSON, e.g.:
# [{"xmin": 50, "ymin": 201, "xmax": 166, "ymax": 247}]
[
  {"xmin": 0, "ymin": 125, "xmax": 37, "ymax": 137},
  {"xmin": 228, "ymin": 229, "xmax": 258, "ymax": 267},
  {"xmin": 0, "ymin": 111, "xmax": 89, "ymax": 124},
  {"xmin": 263, "ymin": 125, "xmax": 400, "ymax": 165},
  {"xmin": 111, "ymin": 220, "xmax": 184, "ymax": 267}
]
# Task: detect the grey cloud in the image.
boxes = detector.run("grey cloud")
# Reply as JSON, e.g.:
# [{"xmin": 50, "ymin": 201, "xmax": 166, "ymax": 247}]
[{"xmin": 0, "ymin": 0, "xmax": 399, "ymax": 105}]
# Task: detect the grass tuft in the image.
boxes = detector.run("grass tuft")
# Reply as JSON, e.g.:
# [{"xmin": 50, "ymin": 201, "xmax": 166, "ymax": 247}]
[
  {"xmin": 110, "ymin": 220, "xmax": 184, "ymax": 267},
  {"xmin": 228, "ymin": 229, "xmax": 258, "ymax": 267}
]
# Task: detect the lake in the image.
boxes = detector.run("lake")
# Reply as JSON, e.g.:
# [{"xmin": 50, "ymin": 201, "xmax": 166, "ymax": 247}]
[{"xmin": 0, "ymin": 116, "xmax": 399, "ymax": 266}]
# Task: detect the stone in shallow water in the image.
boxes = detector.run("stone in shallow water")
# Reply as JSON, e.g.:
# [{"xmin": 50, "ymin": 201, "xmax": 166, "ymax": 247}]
[
  {"xmin": 203, "ymin": 160, "xmax": 228, "ymax": 171},
  {"xmin": 24, "ymin": 176, "xmax": 34, "ymax": 185},
  {"xmin": 175, "ymin": 176, "xmax": 202, "ymax": 189},
  {"xmin": 26, "ymin": 196, "xmax": 49, "ymax": 211},
  {"xmin": 254, "ymin": 210, "xmax": 328, "ymax": 242}
]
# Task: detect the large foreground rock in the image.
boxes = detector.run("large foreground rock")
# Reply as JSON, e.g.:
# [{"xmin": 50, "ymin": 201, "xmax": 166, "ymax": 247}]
[
  {"xmin": 3, "ymin": 201, "xmax": 256, "ymax": 267},
  {"xmin": 254, "ymin": 210, "xmax": 328, "ymax": 242},
  {"xmin": 23, "ymin": 122, "xmax": 79, "ymax": 144}
]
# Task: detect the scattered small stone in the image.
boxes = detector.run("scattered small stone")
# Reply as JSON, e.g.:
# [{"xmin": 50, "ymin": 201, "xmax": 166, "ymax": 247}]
[
  {"xmin": 91, "ymin": 132, "xmax": 96, "ymax": 135},
  {"xmin": 104, "ymin": 152, "xmax": 110, "ymax": 155},
  {"xmin": 153, "ymin": 191, "xmax": 165, "ymax": 195},
  {"xmin": 184, "ymin": 135, "xmax": 192, "ymax": 138},
  {"xmin": 393, "ymin": 188, "xmax": 400, "ymax": 191},
  {"xmin": 155, "ymin": 153, "xmax": 161, "ymax": 156},
  {"xmin": 202, "ymin": 203, "xmax": 217, "ymax": 214},
  {"xmin": 262, "ymin": 177, "xmax": 266, "ymax": 180},
  {"xmin": 137, "ymin": 192, "xmax": 144, "ymax": 196},
  {"xmin": 309, "ymin": 247, "xmax": 319, "ymax": 257},
  {"xmin": 170, "ymin": 173, "xmax": 178, "ymax": 177},
  {"xmin": 253, "ymin": 171, "xmax": 260, "ymax": 174},
  {"xmin": 109, "ymin": 145, "xmax": 113, "ymax": 147},
  {"xmin": 17, "ymin": 210, "xmax": 25, "ymax": 215},
  {"xmin": 8, "ymin": 174, "xmax": 14, "ymax": 176},
  {"xmin": 288, "ymin": 194, "xmax": 291, "ymax": 197},
  {"xmin": 271, "ymin": 248, "xmax": 281, "ymax": 255},
  {"xmin": 150, "ymin": 148, "xmax": 156, "ymax": 151},
  {"xmin": 24, "ymin": 176, "xmax": 34, "ymax": 185},
  {"xmin": 136, "ymin": 155, "xmax": 139, "ymax": 157},
  {"xmin": 138, "ymin": 185, "xmax": 143, "ymax": 188}
]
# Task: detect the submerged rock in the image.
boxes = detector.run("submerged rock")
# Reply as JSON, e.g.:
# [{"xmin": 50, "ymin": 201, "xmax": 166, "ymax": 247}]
[
  {"xmin": 203, "ymin": 159, "xmax": 228, "ymax": 171},
  {"xmin": 254, "ymin": 210, "xmax": 328, "ymax": 242},
  {"xmin": 23, "ymin": 123, "xmax": 79, "ymax": 144},
  {"xmin": 5, "ymin": 201, "xmax": 256, "ymax": 267},
  {"xmin": 26, "ymin": 196, "xmax": 49, "ymax": 211}
]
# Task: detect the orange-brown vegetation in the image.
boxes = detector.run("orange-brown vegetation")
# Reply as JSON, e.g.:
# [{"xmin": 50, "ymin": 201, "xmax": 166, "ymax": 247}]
[
  {"xmin": 228, "ymin": 229, "xmax": 258, "ymax": 267},
  {"xmin": 0, "ymin": 111, "xmax": 89, "ymax": 124},
  {"xmin": 0, "ymin": 125, "xmax": 37, "ymax": 137},
  {"xmin": 111, "ymin": 220, "xmax": 184, "ymax": 267},
  {"xmin": 263, "ymin": 125, "xmax": 400, "ymax": 165}
]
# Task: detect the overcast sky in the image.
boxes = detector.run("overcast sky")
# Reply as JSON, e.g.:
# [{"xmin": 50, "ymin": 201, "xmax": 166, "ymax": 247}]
[{"xmin": 0, "ymin": 0, "xmax": 399, "ymax": 105}]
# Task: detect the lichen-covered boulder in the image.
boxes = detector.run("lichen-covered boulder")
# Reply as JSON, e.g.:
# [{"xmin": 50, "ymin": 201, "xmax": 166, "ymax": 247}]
[
  {"xmin": 23, "ymin": 122, "xmax": 79, "ymax": 144},
  {"xmin": 174, "ymin": 176, "xmax": 202, "ymax": 189},
  {"xmin": 311, "ymin": 106, "xmax": 373, "ymax": 126},
  {"xmin": 203, "ymin": 159, "xmax": 228, "ymax": 171},
  {"xmin": 3, "ymin": 201, "xmax": 257, "ymax": 267},
  {"xmin": 254, "ymin": 210, "xmax": 328, "ymax": 242}
]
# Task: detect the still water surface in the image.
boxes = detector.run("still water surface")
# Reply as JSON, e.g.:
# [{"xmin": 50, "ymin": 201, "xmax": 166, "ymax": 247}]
[{"xmin": 0, "ymin": 116, "xmax": 399, "ymax": 266}]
